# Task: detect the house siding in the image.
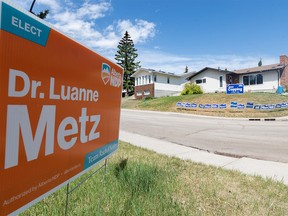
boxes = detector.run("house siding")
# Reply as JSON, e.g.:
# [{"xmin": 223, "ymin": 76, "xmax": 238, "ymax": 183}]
[
  {"xmin": 132, "ymin": 68, "xmax": 192, "ymax": 98},
  {"xmin": 239, "ymin": 71, "xmax": 278, "ymax": 92},
  {"xmin": 134, "ymin": 71, "xmax": 153, "ymax": 86},
  {"xmin": 154, "ymin": 83, "xmax": 183, "ymax": 97},
  {"xmin": 154, "ymin": 73, "xmax": 178, "ymax": 85},
  {"xmin": 190, "ymin": 69, "xmax": 227, "ymax": 93}
]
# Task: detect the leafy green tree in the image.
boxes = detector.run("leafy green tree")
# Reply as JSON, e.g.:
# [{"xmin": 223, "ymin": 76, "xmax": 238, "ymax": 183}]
[{"xmin": 115, "ymin": 31, "xmax": 140, "ymax": 94}]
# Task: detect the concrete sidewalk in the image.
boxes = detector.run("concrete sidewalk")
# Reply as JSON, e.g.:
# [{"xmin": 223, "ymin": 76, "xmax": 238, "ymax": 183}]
[{"xmin": 120, "ymin": 130, "xmax": 288, "ymax": 185}]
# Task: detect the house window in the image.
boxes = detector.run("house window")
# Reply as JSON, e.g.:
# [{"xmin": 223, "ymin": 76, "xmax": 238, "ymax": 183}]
[
  {"xmin": 167, "ymin": 77, "xmax": 170, "ymax": 84},
  {"xmin": 144, "ymin": 90, "xmax": 150, "ymax": 96},
  {"xmin": 243, "ymin": 74, "xmax": 263, "ymax": 85},
  {"xmin": 256, "ymin": 74, "xmax": 263, "ymax": 84},
  {"xmin": 196, "ymin": 79, "xmax": 206, "ymax": 84},
  {"xmin": 243, "ymin": 76, "xmax": 249, "ymax": 85},
  {"xmin": 135, "ymin": 78, "xmax": 138, "ymax": 86},
  {"xmin": 249, "ymin": 75, "xmax": 256, "ymax": 85},
  {"xmin": 136, "ymin": 91, "xmax": 142, "ymax": 96},
  {"xmin": 219, "ymin": 76, "xmax": 223, "ymax": 87},
  {"xmin": 154, "ymin": 75, "xmax": 157, "ymax": 82},
  {"xmin": 148, "ymin": 75, "xmax": 151, "ymax": 84}
]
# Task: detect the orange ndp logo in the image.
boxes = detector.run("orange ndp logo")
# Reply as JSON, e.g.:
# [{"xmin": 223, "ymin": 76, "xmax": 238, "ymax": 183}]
[{"xmin": 0, "ymin": 1, "xmax": 123, "ymax": 215}]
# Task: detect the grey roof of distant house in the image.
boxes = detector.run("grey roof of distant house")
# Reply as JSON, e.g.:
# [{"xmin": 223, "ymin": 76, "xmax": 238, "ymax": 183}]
[
  {"xmin": 233, "ymin": 63, "xmax": 285, "ymax": 74},
  {"xmin": 132, "ymin": 68, "xmax": 196, "ymax": 78},
  {"xmin": 186, "ymin": 64, "xmax": 285, "ymax": 80},
  {"xmin": 187, "ymin": 67, "xmax": 233, "ymax": 80}
]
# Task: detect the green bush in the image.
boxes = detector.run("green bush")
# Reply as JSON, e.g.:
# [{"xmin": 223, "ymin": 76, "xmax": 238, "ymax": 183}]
[
  {"xmin": 143, "ymin": 96, "xmax": 154, "ymax": 100},
  {"xmin": 181, "ymin": 83, "xmax": 203, "ymax": 95}
]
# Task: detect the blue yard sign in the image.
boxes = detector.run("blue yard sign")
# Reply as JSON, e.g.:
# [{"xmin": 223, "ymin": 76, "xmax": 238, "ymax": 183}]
[
  {"xmin": 191, "ymin": 103, "xmax": 197, "ymax": 108},
  {"xmin": 230, "ymin": 101, "xmax": 238, "ymax": 108},
  {"xmin": 237, "ymin": 104, "xmax": 245, "ymax": 109},
  {"xmin": 226, "ymin": 84, "xmax": 244, "ymax": 94},
  {"xmin": 261, "ymin": 105, "xmax": 269, "ymax": 110},
  {"xmin": 176, "ymin": 102, "xmax": 182, "ymax": 107},
  {"xmin": 246, "ymin": 102, "xmax": 254, "ymax": 109},
  {"xmin": 204, "ymin": 104, "xmax": 211, "ymax": 109},
  {"xmin": 185, "ymin": 103, "xmax": 191, "ymax": 108},
  {"xmin": 219, "ymin": 104, "xmax": 227, "ymax": 109}
]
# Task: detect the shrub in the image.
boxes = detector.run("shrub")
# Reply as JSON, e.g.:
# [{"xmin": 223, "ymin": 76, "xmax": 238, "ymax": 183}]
[
  {"xmin": 181, "ymin": 83, "xmax": 203, "ymax": 95},
  {"xmin": 143, "ymin": 96, "xmax": 154, "ymax": 100}
]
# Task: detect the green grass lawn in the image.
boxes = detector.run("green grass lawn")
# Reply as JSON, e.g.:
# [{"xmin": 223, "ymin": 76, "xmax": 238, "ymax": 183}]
[
  {"xmin": 21, "ymin": 142, "xmax": 288, "ymax": 216},
  {"xmin": 122, "ymin": 93, "xmax": 288, "ymax": 118}
]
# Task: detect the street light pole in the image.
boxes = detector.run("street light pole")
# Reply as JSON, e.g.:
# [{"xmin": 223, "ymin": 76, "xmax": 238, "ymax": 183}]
[{"xmin": 29, "ymin": 0, "xmax": 36, "ymax": 13}]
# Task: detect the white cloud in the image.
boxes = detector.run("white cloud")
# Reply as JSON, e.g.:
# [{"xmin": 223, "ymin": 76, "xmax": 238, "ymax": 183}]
[
  {"xmin": 138, "ymin": 50, "xmax": 279, "ymax": 74},
  {"xmin": 48, "ymin": 3, "xmax": 156, "ymax": 51},
  {"xmin": 50, "ymin": 9, "xmax": 156, "ymax": 50},
  {"xmin": 10, "ymin": 0, "xmax": 31, "ymax": 10},
  {"xmin": 35, "ymin": 1, "xmax": 276, "ymax": 73},
  {"xmin": 117, "ymin": 19, "xmax": 156, "ymax": 43},
  {"xmin": 10, "ymin": 0, "xmax": 157, "ymax": 52},
  {"xmin": 37, "ymin": 0, "xmax": 61, "ymax": 12},
  {"xmin": 11, "ymin": 0, "xmax": 272, "ymax": 74},
  {"xmin": 77, "ymin": 2, "xmax": 111, "ymax": 19}
]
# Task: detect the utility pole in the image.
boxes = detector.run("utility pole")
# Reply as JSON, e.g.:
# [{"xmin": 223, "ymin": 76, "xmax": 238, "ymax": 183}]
[{"xmin": 29, "ymin": 0, "xmax": 36, "ymax": 13}]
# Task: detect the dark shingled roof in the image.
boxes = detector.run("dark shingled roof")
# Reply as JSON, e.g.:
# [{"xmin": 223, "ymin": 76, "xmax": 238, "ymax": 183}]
[{"xmin": 234, "ymin": 63, "xmax": 284, "ymax": 74}]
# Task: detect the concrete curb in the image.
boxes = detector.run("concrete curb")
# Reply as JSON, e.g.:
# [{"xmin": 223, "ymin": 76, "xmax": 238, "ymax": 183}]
[
  {"xmin": 119, "ymin": 130, "xmax": 288, "ymax": 185},
  {"xmin": 121, "ymin": 108, "xmax": 288, "ymax": 121}
]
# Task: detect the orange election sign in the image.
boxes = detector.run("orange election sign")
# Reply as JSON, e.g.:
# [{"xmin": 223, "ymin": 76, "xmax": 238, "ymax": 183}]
[{"xmin": 0, "ymin": 1, "xmax": 123, "ymax": 215}]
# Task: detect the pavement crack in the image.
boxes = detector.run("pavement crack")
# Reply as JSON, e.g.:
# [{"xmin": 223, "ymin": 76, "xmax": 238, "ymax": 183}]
[{"xmin": 184, "ymin": 128, "xmax": 215, "ymax": 136}]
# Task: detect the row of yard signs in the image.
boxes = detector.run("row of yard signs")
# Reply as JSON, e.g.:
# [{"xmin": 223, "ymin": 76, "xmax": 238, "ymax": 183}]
[{"xmin": 176, "ymin": 102, "xmax": 288, "ymax": 110}]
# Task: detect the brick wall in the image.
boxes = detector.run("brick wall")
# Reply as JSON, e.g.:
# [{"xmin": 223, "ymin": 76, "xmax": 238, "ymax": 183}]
[
  {"xmin": 134, "ymin": 83, "xmax": 154, "ymax": 99},
  {"xmin": 280, "ymin": 55, "xmax": 288, "ymax": 86},
  {"xmin": 226, "ymin": 74, "xmax": 239, "ymax": 84}
]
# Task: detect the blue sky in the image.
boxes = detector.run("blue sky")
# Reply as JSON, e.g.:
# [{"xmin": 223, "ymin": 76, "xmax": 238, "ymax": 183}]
[{"xmin": 10, "ymin": 0, "xmax": 288, "ymax": 73}]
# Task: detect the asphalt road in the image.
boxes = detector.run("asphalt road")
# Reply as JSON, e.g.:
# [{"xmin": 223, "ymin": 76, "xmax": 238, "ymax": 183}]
[{"xmin": 120, "ymin": 109, "xmax": 288, "ymax": 163}]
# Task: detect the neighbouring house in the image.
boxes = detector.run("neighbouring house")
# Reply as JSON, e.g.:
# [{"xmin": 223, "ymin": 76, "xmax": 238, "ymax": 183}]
[
  {"xmin": 131, "ymin": 68, "xmax": 194, "ymax": 99},
  {"xmin": 187, "ymin": 55, "xmax": 288, "ymax": 93}
]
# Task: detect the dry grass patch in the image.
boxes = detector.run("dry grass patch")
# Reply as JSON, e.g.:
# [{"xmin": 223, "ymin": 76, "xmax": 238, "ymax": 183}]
[{"xmin": 122, "ymin": 93, "xmax": 288, "ymax": 118}]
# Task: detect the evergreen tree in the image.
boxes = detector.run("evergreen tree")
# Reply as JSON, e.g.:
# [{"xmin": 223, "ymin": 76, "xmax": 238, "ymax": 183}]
[
  {"xmin": 185, "ymin": 66, "xmax": 188, "ymax": 73},
  {"xmin": 29, "ymin": 0, "xmax": 49, "ymax": 20},
  {"xmin": 258, "ymin": 58, "xmax": 262, "ymax": 67},
  {"xmin": 115, "ymin": 31, "xmax": 140, "ymax": 94},
  {"xmin": 37, "ymin": 10, "xmax": 49, "ymax": 19}
]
